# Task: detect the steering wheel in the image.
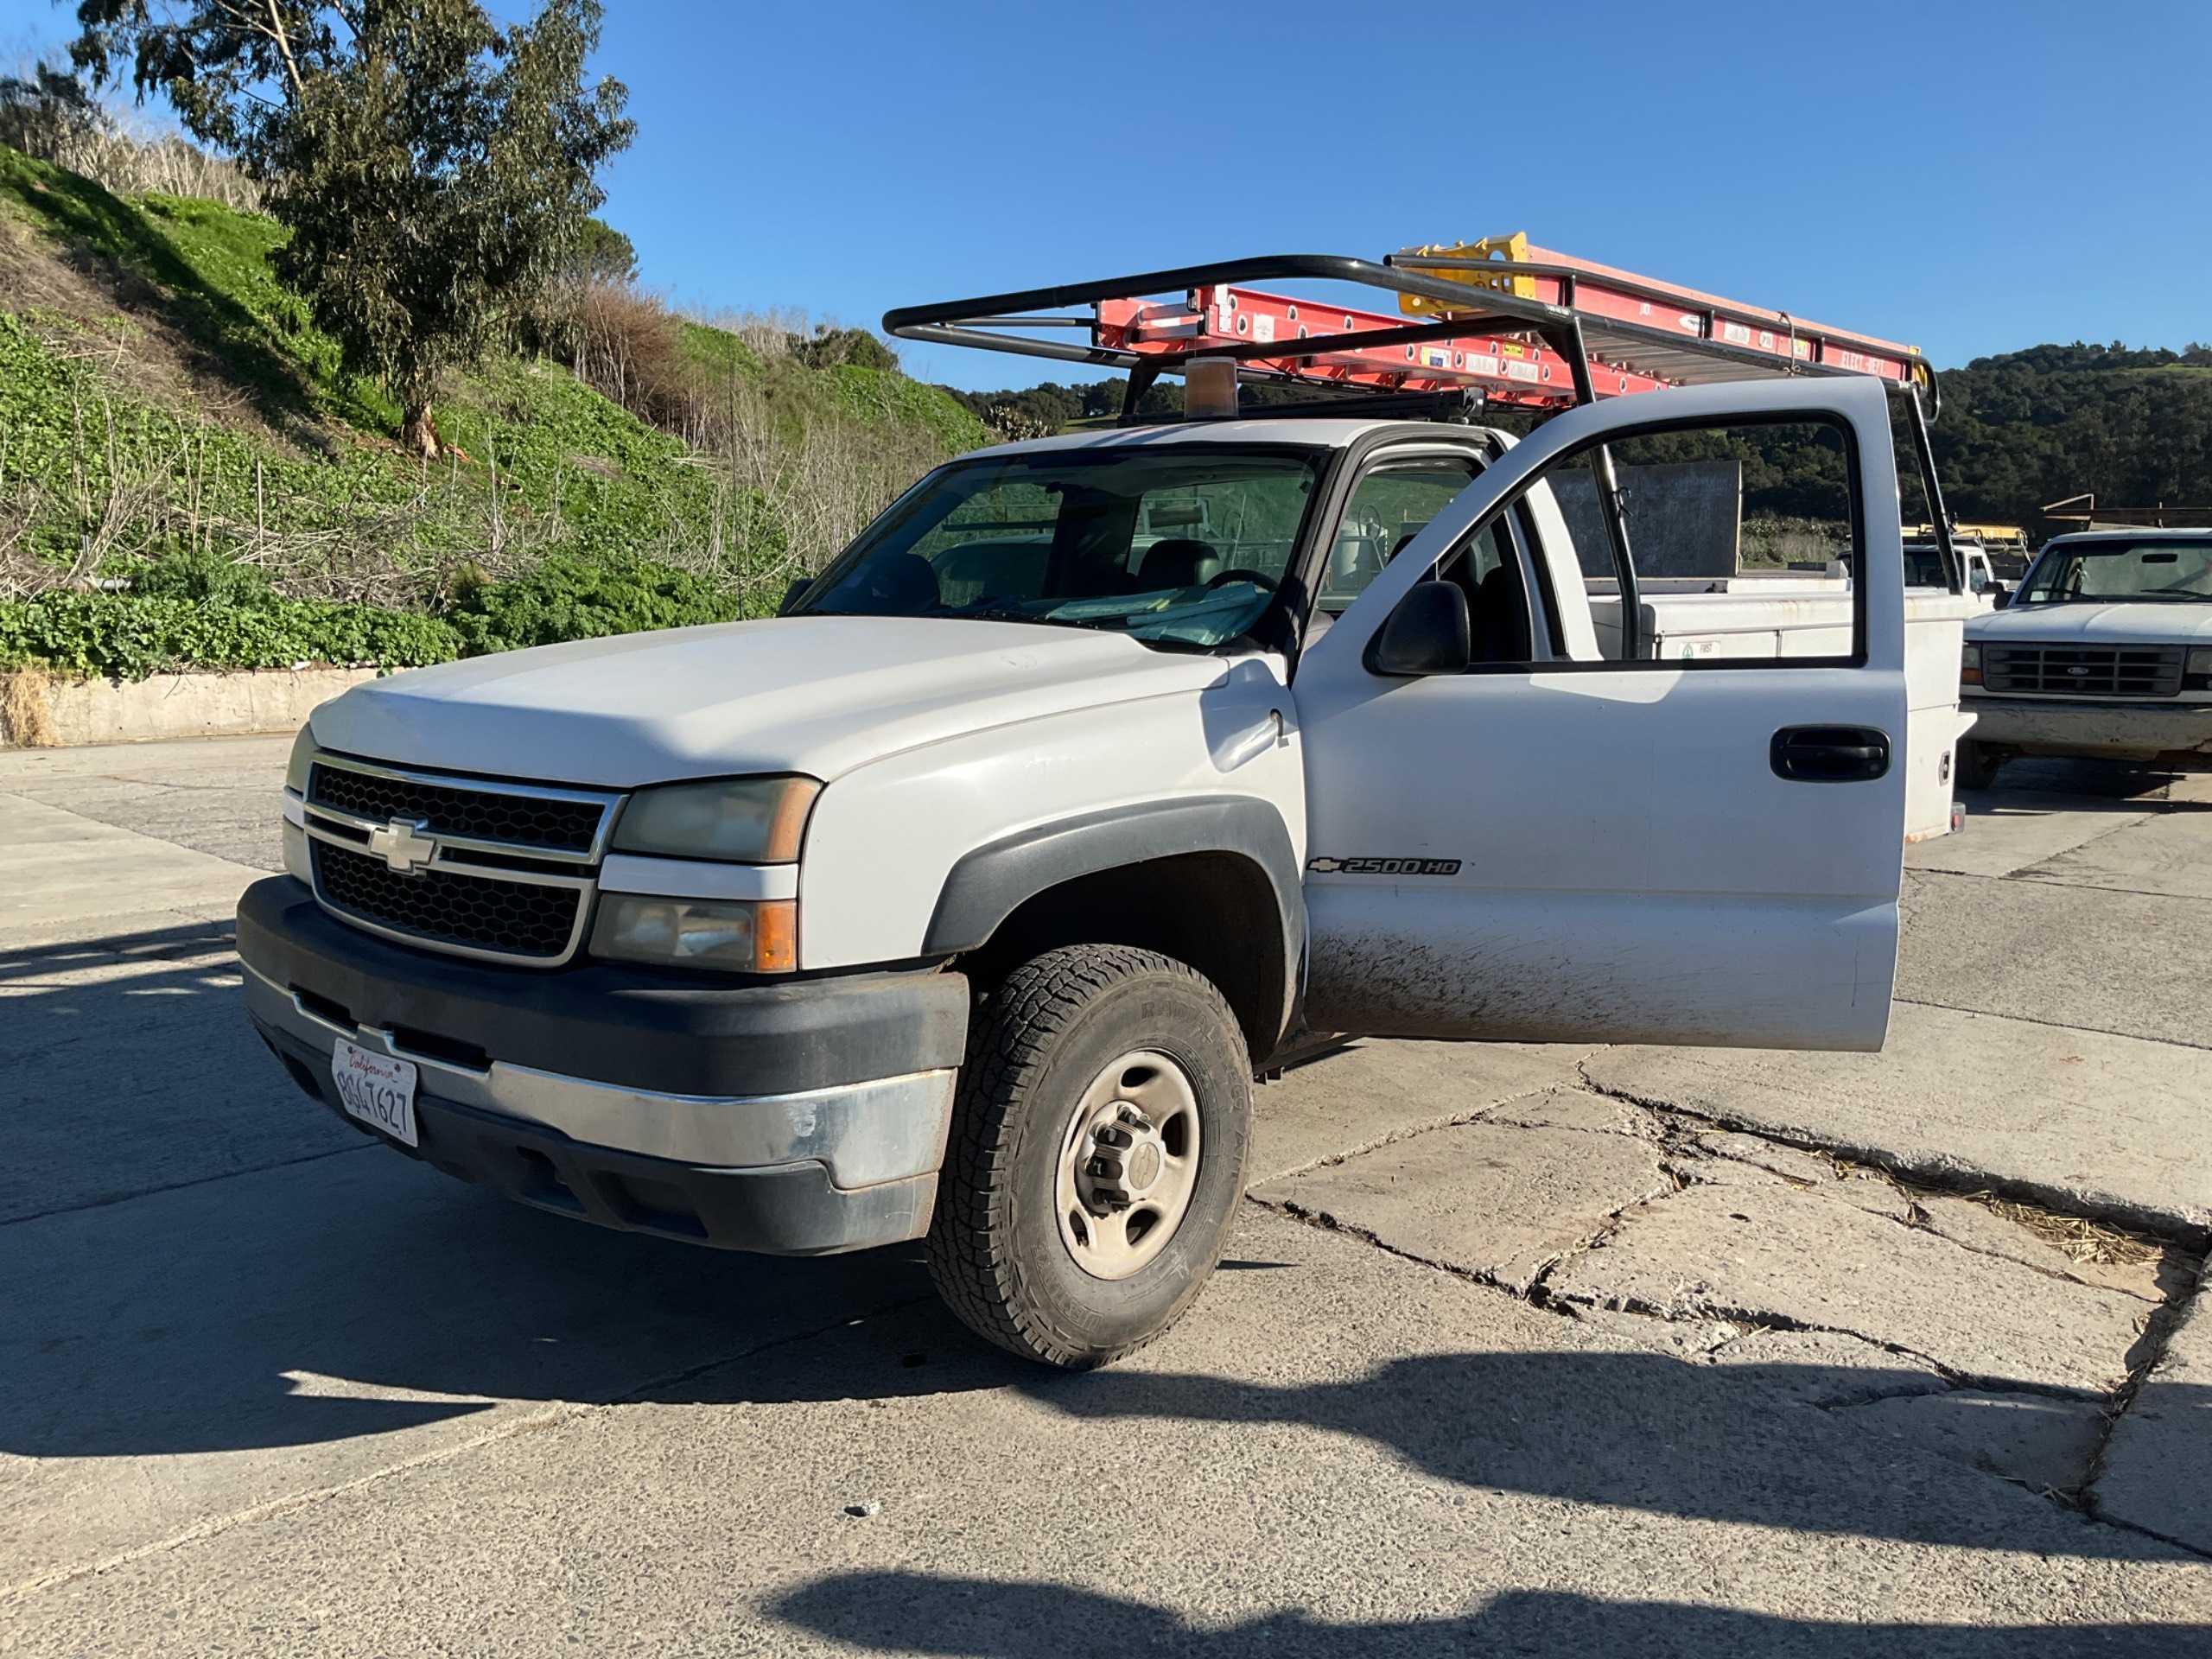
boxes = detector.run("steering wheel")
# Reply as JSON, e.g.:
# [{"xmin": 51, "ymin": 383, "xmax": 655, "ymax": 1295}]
[{"xmin": 1205, "ymin": 568, "xmax": 1278, "ymax": 593}]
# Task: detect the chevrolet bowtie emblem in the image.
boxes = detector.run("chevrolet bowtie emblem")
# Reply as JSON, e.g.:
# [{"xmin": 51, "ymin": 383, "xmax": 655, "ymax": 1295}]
[{"xmin": 366, "ymin": 818, "xmax": 438, "ymax": 874}]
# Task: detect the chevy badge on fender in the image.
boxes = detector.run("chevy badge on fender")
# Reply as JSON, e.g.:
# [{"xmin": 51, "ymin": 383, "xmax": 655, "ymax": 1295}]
[{"xmin": 1307, "ymin": 856, "xmax": 1463, "ymax": 876}]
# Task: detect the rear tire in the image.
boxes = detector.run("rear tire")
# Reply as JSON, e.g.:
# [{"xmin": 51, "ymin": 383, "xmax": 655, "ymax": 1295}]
[
  {"xmin": 927, "ymin": 944, "xmax": 1252, "ymax": 1369},
  {"xmin": 1955, "ymin": 740, "xmax": 2004, "ymax": 791}
]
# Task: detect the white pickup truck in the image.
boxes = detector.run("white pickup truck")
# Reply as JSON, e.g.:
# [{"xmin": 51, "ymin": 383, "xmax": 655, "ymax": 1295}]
[
  {"xmin": 1958, "ymin": 529, "xmax": 2212, "ymax": 786},
  {"xmin": 239, "ymin": 257, "xmax": 1960, "ymax": 1367}
]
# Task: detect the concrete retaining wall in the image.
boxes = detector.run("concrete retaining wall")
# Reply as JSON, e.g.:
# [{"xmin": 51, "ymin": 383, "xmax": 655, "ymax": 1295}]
[{"xmin": 0, "ymin": 667, "xmax": 377, "ymax": 750}]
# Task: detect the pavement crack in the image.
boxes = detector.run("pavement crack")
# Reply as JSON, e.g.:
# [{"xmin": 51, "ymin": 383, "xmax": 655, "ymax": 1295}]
[
  {"xmin": 2081, "ymin": 1266, "xmax": 2205, "ymax": 1511},
  {"xmin": 1244, "ymin": 1192, "xmax": 1540, "ymax": 1304},
  {"xmin": 1910, "ymin": 864, "xmax": 2212, "ymax": 907},
  {"xmin": 1572, "ymin": 1062, "xmax": 2211, "ymax": 1248},
  {"xmin": 0, "ymin": 1142, "xmax": 376, "ymax": 1230},
  {"xmin": 1252, "ymin": 1059, "xmax": 1606, "ymax": 1182},
  {"xmin": 1539, "ymin": 1284, "xmax": 2050, "ymax": 1395},
  {"xmin": 1892, "ymin": 995, "xmax": 2212, "ymax": 1053}
]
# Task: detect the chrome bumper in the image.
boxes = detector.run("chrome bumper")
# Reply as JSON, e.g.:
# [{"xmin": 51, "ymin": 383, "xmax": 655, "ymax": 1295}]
[
  {"xmin": 240, "ymin": 957, "xmax": 955, "ymax": 1189},
  {"xmin": 1962, "ymin": 696, "xmax": 2212, "ymax": 763}
]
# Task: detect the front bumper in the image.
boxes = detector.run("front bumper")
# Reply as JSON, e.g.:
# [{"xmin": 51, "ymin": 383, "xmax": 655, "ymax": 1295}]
[
  {"xmin": 238, "ymin": 876, "xmax": 969, "ymax": 1255},
  {"xmin": 1961, "ymin": 696, "xmax": 2212, "ymax": 766}
]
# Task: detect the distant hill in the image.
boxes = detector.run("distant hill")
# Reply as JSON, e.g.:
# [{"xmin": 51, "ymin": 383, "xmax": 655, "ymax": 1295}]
[
  {"xmin": 1932, "ymin": 343, "xmax": 2212, "ymax": 534},
  {"xmin": 951, "ymin": 343, "xmax": 2212, "ymax": 540}
]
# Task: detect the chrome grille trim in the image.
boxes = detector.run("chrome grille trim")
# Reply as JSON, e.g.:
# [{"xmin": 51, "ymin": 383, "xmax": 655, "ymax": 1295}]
[
  {"xmin": 1981, "ymin": 643, "xmax": 2184, "ymax": 699},
  {"xmin": 306, "ymin": 753, "xmax": 622, "ymax": 861},
  {"xmin": 300, "ymin": 753, "xmax": 622, "ymax": 967}
]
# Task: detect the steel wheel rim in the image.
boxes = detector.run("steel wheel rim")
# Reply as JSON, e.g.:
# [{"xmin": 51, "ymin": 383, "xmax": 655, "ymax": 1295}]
[{"xmin": 1054, "ymin": 1048, "xmax": 1202, "ymax": 1282}]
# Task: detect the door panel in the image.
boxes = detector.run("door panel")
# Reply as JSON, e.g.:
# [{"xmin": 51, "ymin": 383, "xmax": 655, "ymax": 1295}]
[{"xmin": 1292, "ymin": 378, "xmax": 1909, "ymax": 1052}]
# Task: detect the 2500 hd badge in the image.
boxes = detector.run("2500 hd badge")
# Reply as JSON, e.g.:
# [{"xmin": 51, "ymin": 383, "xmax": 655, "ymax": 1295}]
[{"xmin": 1306, "ymin": 856, "xmax": 1463, "ymax": 876}]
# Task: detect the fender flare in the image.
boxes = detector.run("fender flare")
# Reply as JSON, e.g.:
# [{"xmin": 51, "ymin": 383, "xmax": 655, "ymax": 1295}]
[{"xmin": 922, "ymin": 795, "xmax": 1304, "ymax": 1036}]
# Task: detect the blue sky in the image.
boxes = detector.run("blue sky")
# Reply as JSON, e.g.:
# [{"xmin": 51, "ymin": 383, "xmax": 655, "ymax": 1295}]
[{"xmin": 8, "ymin": 0, "xmax": 2209, "ymax": 389}]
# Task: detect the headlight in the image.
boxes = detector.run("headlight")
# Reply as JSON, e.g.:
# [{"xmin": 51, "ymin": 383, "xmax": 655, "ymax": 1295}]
[
  {"xmin": 285, "ymin": 724, "xmax": 315, "ymax": 794},
  {"xmin": 590, "ymin": 894, "xmax": 798, "ymax": 973},
  {"xmin": 1960, "ymin": 642, "xmax": 1981, "ymax": 686},
  {"xmin": 611, "ymin": 776, "xmax": 820, "ymax": 863}
]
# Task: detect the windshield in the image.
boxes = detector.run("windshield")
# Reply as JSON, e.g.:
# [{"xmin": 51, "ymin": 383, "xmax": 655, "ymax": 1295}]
[
  {"xmin": 1903, "ymin": 544, "xmax": 1987, "ymax": 591},
  {"xmin": 792, "ymin": 446, "xmax": 1325, "ymax": 648},
  {"xmin": 2020, "ymin": 540, "xmax": 2212, "ymax": 604}
]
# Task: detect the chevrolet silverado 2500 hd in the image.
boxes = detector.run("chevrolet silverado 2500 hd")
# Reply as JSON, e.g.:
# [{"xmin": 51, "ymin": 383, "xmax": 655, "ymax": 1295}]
[
  {"xmin": 1958, "ymin": 530, "xmax": 2212, "ymax": 787},
  {"xmin": 239, "ymin": 252, "xmax": 1955, "ymax": 1367}
]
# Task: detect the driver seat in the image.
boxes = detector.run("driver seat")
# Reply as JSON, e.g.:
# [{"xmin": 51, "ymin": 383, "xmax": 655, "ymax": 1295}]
[{"xmin": 1136, "ymin": 537, "xmax": 1223, "ymax": 589}]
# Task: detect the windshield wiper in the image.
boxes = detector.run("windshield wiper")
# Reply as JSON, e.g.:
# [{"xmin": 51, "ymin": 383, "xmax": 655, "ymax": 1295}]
[{"xmin": 940, "ymin": 605, "xmax": 1123, "ymax": 632}]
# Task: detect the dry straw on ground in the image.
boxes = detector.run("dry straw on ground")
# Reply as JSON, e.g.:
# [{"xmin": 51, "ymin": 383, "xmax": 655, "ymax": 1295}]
[{"xmin": 1, "ymin": 668, "xmax": 60, "ymax": 747}]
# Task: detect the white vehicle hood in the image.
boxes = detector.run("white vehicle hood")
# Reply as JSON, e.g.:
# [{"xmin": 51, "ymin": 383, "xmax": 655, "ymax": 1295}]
[
  {"xmin": 308, "ymin": 617, "xmax": 1232, "ymax": 787},
  {"xmin": 1969, "ymin": 602, "xmax": 2212, "ymax": 645}
]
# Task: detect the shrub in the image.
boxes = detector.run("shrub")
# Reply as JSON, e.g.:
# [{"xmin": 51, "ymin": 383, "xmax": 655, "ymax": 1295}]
[
  {"xmin": 0, "ymin": 591, "xmax": 461, "ymax": 680},
  {"xmin": 128, "ymin": 545, "xmax": 283, "ymax": 607},
  {"xmin": 442, "ymin": 550, "xmax": 745, "ymax": 655},
  {"xmin": 793, "ymin": 325, "xmax": 899, "ymax": 372}
]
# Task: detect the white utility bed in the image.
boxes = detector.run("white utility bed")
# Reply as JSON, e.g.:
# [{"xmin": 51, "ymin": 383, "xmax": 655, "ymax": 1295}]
[{"xmin": 1586, "ymin": 575, "xmax": 1977, "ymax": 842}]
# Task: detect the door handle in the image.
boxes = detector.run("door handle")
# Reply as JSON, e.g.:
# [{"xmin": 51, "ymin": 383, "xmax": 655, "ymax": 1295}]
[{"xmin": 1770, "ymin": 725, "xmax": 1891, "ymax": 783}]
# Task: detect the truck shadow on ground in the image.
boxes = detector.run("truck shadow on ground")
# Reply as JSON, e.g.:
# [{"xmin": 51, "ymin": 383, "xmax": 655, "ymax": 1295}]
[
  {"xmin": 9, "ymin": 1132, "xmax": 2199, "ymax": 1564},
  {"xmin": 5, "ymin": 921, "xmax": 2198, "ymax": 1567},
  {"xmin": 1968, "ymin": 758, "xmax": 2212, "ymax": 810},
  {"xmin": 769, "ymin": 1573, "xmax": 2209, "ymax": 1658}
]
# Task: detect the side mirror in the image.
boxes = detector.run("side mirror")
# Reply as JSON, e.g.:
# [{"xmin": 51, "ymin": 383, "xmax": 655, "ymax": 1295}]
[
  {"xmin": 778, "ymin": 577, "xmax": 813, "ymax": 616},
  {"xmin": 1986, "ymin": 582, "xmax": 2011, "ymax": 610},
  {"xmin": 1367, "ymin": 580, "xmax": 1471, "ymax": 677}
]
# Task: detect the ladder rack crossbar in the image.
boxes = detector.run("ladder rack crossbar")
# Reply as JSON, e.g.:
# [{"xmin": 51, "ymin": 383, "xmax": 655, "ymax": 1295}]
[{"xmin": 881, "ymin": 251, "xmax": 1935, "ymax": 421}]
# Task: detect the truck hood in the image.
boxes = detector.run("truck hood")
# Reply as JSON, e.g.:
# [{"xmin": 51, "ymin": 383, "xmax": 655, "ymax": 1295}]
[
  {"xmin": 1969, "ymin": 601, "xmax": 2212, "ymax": 645},
  {"xmin": 308, "ymin": 617, "xmax": 1231, "ymax": 787}
]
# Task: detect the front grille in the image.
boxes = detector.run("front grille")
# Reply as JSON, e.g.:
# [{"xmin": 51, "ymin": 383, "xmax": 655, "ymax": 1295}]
[
  {"xmin": 1983, "ymin": 644, "xmax": 2183, "ymax": 698},
  {"xmin": 313, "ymin": 840, "xmax": 582, "ymax": 961},
  {"xmin": 309, "ymin": 761, "xmax": 605, "ymax": 853}
]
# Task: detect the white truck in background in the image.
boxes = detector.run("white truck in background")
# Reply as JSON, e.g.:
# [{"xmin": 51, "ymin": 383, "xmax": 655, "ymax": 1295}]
[
  {"xmin": 1958, "ymin": 529, "xmax": 2212, "ymax": 786},
  {"xmin": 238, "ymin": 250, "xmax": 1971, "ymax": 1367}
]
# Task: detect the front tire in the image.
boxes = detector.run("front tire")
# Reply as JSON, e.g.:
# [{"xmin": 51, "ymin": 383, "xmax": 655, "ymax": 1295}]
[
  {"xmin": 927, "ymin": 944, "xmax": 1252, "ymax": 1368},
  {"xmin": 1955, "ymin": 740, "xmax": 2005, "ymax": 791}
]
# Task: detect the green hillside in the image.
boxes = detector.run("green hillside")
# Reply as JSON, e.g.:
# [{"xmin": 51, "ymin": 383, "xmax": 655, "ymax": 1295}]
[{"xmin": 0, "ymin": 145, "xmax": 987, "ymax": 680}]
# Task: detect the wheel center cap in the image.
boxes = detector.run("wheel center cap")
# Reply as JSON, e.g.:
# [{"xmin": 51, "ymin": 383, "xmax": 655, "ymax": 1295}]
[{"xmin": 1127, "ymin": 1141, "xmax": 1163, "ymax": 1192}]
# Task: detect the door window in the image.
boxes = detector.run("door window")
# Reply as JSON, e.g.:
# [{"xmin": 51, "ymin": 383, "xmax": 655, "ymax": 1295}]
[
  {"xmin": 1321, "ymin": 460, "xmax": 1479, "ymax": 613},
  {"xmin": 1482, "ymin": 416, "xmax": 1863, "ymax": 666}
]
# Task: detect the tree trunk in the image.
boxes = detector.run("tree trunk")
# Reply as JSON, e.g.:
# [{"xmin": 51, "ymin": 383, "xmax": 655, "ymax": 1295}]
[{"xmin": 400, "ymin": 398, "xmax": 442, "ymax": 461}]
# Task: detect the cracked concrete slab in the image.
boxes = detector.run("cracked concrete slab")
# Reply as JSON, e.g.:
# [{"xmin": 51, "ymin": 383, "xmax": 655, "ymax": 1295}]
[
  {"xmin": 2021, "ymin": 808, "xmax": 2212, "ymax": 903},
  {"xmin": 1584, "ymin": 1002, "xmax": 2212, "ymax": 1235},
  {"xmin": 1913, "ymin": 1194, "xmax": 2176, "ymax": 1305},
  {"xmin": 1252, "ymin": 1118, "xmax": 1670, "ymax": 1292},
  {"xmin": 1838, "ymin": 1389, "xmax": 2107, "ymax": 1493},
  {"xmin": 1906, "ymin": 789, "xmax": 2172, "ymax": 880},
  {"xmin": 2094, "ymin": 1275, "xmax": 2212, "ymax": 1557},
  {"xmin": 1472, "ymin": 1087, "xmax": 1661, "ymax": 1139},
  {"xmin": 1249, "ymin": 1040, "xmax": 1592, "ymax": 1183},
  {"xmin": 1548, "ymin": 1184, "xmax": 2149, "ymax": 1395},
  {"xmin": 1680, "ymin": 1133, "xmax": 1912, "ymax": 1218}
]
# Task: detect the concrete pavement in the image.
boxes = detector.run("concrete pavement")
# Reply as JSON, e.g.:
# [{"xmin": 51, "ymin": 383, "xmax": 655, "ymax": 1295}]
[{"xmin": 3, "ymin": 737, "xmax": 2208, "ymax": 1654}]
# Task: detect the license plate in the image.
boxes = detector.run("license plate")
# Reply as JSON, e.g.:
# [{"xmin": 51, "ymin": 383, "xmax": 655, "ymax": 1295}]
[{"xmin": 330, "ymin": 1039, "xmax": 419, "ymax": 1148}]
